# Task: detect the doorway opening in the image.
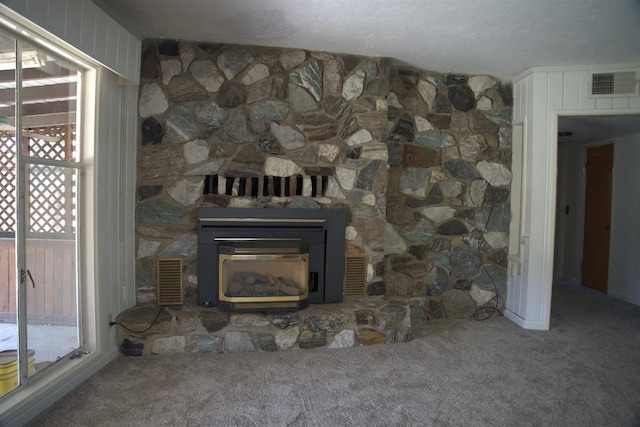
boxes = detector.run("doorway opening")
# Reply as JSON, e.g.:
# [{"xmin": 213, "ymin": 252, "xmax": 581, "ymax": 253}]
[{"xmin": 553, "ymin": 113, "xmax": 640, "ymax": 303}]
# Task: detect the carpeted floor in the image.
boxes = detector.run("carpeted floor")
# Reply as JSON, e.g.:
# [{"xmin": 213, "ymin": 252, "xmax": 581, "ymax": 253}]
[{"xmin": 28, "ymin": 282, "xmax": 640, "ymax": 426}]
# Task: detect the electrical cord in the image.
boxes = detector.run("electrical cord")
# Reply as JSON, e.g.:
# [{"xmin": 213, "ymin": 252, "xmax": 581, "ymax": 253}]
[{"xmin": 109, "ymin": 308, "xmax": 165, "ymax": 334}]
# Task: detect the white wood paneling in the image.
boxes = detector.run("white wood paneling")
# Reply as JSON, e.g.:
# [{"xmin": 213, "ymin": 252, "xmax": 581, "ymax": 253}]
[
  {"xmin": 548, "ymin": 72, "xmax": 564, "ymax": 111},
  {"xmin": 595, "ymin": 97, "xmax": 613, "ymax": 109},
  {"xmin": 612, "ymin": 97, "xmax": 631, "ymax": 109},
  {"xmin": 562, "ymin": 71, "xmax": 581, "ymax": 109},
  {"xmin": 512, "ymin": 63, "xmax": 640, "ymax": 330},
  {"xmin": 578, "ymin": 71, "xmax": 596, "ymax": 110},
  {"xmin": 0, "ymin": 0, "xmax": 140, "ymax": 83}
]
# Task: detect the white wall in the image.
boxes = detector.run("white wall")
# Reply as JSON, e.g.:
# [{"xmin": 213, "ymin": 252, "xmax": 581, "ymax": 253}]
[
  {"xmin": 609, "ymin": 133, "xmax": 640, "ymax": 305},
  {"xmin": 554, "ymin": 142, "xmax": 586, "ymax": 283},
  {"xmin": 508, "ymin": 65, "xmax": 640, "ymax": 330},
  {"xmin": 0, "ymin": 2, "xmax": 139, "ymax": 425}
]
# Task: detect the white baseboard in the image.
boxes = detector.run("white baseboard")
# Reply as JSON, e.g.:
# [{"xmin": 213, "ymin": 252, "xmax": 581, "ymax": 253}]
[{"xmin": 504, "ymin": 309, "xmax": 549, "ymax": 330}]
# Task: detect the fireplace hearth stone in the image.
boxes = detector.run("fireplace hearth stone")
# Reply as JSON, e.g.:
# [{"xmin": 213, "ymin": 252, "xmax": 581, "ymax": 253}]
[{"xmin": 115, "ymin": 298, "xmax": 413, "ymax": 356}]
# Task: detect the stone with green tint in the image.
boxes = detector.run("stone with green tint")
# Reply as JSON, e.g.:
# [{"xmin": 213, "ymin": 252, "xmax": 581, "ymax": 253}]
[
  {"xmin": 352, "ymin": 203, "xmax": 378, "ymax": 218},
  {"xmin": 403, "ymin": 219, "xmax": 436, "ymax": 244},
  {"xmin": 248, "ymin": 100, "xmax": 290, "ymax": 121},
  {"xmin": 486, "ymin": 108, "xmax": 511, "ymax": 126},
  {"xmin": 165, "ymin": 105, "xmax": 198, "ymax": 142},
  {"xmin": 137, "ymin": 201, "xmax": 187, "ymax": 225},
  {"xmin": 415, "ymin": 131, "xmax": 455, "ymax": 148},
  {"xmin": 430, "ymin": 253, "xmax": 450, "ymax": 265},
  {"xmin": 474, "ymin": 264, "xmax": 507, "ymax": 296},
  {"xmin": 289, "ymin": 60, "xmax": 323, "ymax": 101},
  {"xmin": 487, "ymin": 203, "xmax": 511, "ymax": 231}
]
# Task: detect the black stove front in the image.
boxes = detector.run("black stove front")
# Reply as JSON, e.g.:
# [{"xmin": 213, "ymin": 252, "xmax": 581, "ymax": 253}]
[{"xmin": 197, "ymin": 208, "xmax": 346, "ymax": 311}]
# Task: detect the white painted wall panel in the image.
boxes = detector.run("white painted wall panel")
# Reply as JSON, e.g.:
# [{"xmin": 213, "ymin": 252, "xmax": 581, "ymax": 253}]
[
  {"xmin": 1, "ymin": 0, "xmax": 140, "ymax": 83},
  {"xmin": 65, "ymin": 0, "xmax": 83, "ymax": 51},
  {"xmin": 548, "ymin": 72, "xmax": 564, "ymax": 111},
  {"xmin": 612, "ymin": 97, "xmax": 630, "ymax": 109},
  {"xmin": 79, "ymin": 2, "xmax": 97, "ymax": 55},
  {"xmin": 105, "ymin": 18, "xmax": 120, "ymax": 69},
  {"xmin": 609, "ymin": 134, "xmax": 640, "ymax": 306},
  {"xmin": 630, "ymin": 96, "xmax": 640, "ymax": 109},
  {"xmin": 578, "ymin": 71, "xmax": 595, "ymax": 110},
  {"xmin": 92, "ymin": 10, "xmax": 108, "ymax": 61},
  {"xmin": 562, "ymin": 71, "xmax": 580, "ymax": 109},
  {"xmin": 595, "ymin": 97, "xmax": 613, "ymax": 109}
]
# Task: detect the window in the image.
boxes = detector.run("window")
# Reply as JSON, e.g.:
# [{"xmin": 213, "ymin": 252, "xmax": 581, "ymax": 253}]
[{"xmin": 0, "ymin": 24, "xmax": 91, "ymax": 399}]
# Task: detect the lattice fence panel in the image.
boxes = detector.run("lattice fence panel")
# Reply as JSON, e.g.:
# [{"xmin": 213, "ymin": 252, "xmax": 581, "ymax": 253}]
[
  {"xmin": 26, "ymin": 125, "xmax": 76, "ymax": 161},
  {"xmin": 0, "ymin": 131, "xmax": 16, "ymax": 234},
  {"xmin": 0, "ymin": 125, "xmax": 76, "ymax": 236}
]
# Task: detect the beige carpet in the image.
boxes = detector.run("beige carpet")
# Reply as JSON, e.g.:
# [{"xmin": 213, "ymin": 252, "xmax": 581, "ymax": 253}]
[{"xmin": 29, "ymin": 282, "xmax": 640, "ymax": 426}]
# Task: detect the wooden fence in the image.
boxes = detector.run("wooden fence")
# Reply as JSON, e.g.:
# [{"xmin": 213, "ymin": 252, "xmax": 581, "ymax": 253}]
[{"xmin": 0, "ymin": 238, "xmax": 77, "ymax": 325}]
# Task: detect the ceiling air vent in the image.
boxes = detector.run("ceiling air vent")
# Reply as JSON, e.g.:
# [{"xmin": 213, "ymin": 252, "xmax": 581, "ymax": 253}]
[{"xmin": 590, "ymin": 70, "xmax": 639, "ymax": 97}]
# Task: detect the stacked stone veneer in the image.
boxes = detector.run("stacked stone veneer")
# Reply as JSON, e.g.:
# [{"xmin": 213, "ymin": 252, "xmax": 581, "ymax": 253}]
[{"xmin": 135, "ymin": 39, "xmax": 512, "ymax": 319}]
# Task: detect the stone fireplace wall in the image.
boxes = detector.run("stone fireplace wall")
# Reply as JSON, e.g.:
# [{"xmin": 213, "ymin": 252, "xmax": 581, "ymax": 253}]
[{"xmin": 135, "ymin": 39, "xmax": 512, "ymax": 318}]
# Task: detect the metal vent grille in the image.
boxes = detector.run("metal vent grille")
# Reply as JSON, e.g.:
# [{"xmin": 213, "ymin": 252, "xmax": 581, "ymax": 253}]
[
  {"xmin": 591, "ymin": 71, "xmax": 638, "ymax": 96},
  {"xmin": 344, "ymin": 256, "xmax": 367, "ymax": 299},
  {"xmin": 157, "ymin": 258, "xmax": 183, "ymax": 305}
]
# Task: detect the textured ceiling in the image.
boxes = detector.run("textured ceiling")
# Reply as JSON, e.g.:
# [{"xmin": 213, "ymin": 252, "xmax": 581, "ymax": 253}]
[{"xmin": 100, "ymin": 0, "xmax": 640, "ymax": 80}]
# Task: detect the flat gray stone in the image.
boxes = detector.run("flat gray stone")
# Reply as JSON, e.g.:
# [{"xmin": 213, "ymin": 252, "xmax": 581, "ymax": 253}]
[
  {"xmin": 399, "ymin": 168, "xmax": 429, "ymax": 197},
  {"xmin": 183, "ymin": 140, "xmax": 210, "ymax": 164},
  {"xmin": 342, "ymin": 69, "xmax": 365, "ymax": 101},
  {"xmin": 217, "ymin": 49, "xmax": 254, "ymax": 80},
  {"xmin": 477, "ymin": 160, "xmax": 512, "ymax": 186},
  {"xmin": 195, "ymin": 101, "xmax": 228, "ymax": 129},
  {"xmin": 327, "ymin": 329, "xmax": 355, "ymax": 348},
  {"xmin": 151, "ymin": 336, "xmax": 186, "ymax": 354},
  {"xmin": 230, "ymin": 313, "xmax": 271, "ymax": 327},
  {"xmin": 167, "ymin": 179, "xmax": 204, "ymax": 206},
  {"xmin": 187, "ymin": 335, "xmax": 223, "ymax": 353},
  {"xmin": 450, "ymin": 246, "xmax": 482, "ymax": 279},
  {"xmin": 159, "ymin": 233, "xmax": 197, "ymax": 258},
  {"xmin": 138, "ymin": 83, "xmax": 168, "ymax": 118},
  {"xmin": 249, "ymin": 100, "xmax": 290, "ymax": 121},
  {"xmin": 275, "ymin": 326, "xmax": 300, "ymax": 350},
  {"xmin": 225, "ymin": 331, "xmax": 256, "ymax": 353},
  {"xmin": 270, "ymin": 122, "xmax": 306, "ymax": 150}
]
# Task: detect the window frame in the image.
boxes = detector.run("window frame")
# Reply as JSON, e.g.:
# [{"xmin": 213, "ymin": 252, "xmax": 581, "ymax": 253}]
[{"xmin": 0, "ymin": 19, "xmax": 97, "ymax": 396}]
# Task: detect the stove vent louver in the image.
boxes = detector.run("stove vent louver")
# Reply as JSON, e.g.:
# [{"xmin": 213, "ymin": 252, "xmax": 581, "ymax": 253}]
[
  {"xmin": 157, "ymin": 258, "xmax": 183, "ymax": 305},
  {"xmin": 344, "ymin": 256, "xmax": 367, "ymax": 299},
  {"xmin": 589, "ymin": 70, "xmax": 639, "ymax": 97}
]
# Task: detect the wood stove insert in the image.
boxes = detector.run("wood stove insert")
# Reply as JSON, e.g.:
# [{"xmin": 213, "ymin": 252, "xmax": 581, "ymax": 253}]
[{"xmin": 197, "ymin": 208, "xmax": 347, "ymax": 311}]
